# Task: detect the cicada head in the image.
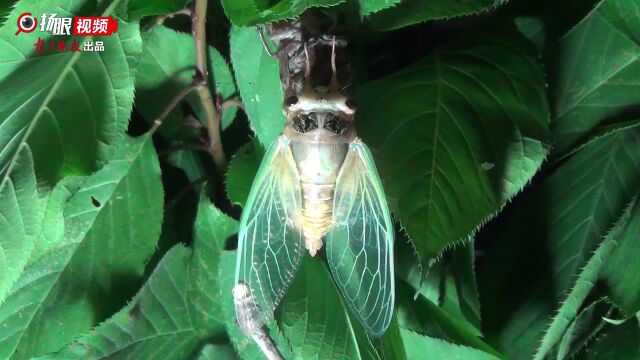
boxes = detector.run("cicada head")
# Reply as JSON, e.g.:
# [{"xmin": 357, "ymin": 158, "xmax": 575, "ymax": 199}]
[
  {"xmin": 282, "ymin": 41, "xmax": 357, "ymax": 142},
  {"xmin": 283, "ymin": 86, "xmax": 356, "ymax": 129}
]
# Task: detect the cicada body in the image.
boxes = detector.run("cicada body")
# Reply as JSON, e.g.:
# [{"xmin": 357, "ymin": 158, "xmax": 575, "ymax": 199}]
[{"xmin": 234, "ymin": 39, "xmax": 394, "ymax": 337}]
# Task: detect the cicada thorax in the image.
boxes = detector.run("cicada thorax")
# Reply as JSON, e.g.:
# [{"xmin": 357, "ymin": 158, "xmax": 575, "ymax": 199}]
[{"xmin": 281, "ymin": 36, "xmax": 358, "ymax": 256}]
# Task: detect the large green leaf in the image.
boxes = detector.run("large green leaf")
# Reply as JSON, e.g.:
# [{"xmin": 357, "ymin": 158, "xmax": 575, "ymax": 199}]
[
  {"xmin": 135, "ymin": 25, "xmax": 237, "ymax": 138},
  {"xmin": 401, "ymin": 329, "xmax": 500, "ymax": 360},
  {"xmin": 357, "ymin": 31, "xmax": 550, "ymax": 263},
  {"xmin": 36, "ymin": 245, "xmax": 195, "ymax": 360},
  {"xmin": 533, "ymin": 197, "xmax": 638, "ymax": 360},
  {"xmin": 0, "ymin": 0, "xmax": 141, "ymax": 185},
  {"xmin": 277, "ymin": 257, "xmax": 380, "ymax": 360},
  {"xmin": 230, "ymin": 26, "xmax": 284, "ymax": 147},
  {"xmin": 41, "ymin": 194, "xmax": 237, "ymax": 359},
  {"xmin": 599, "ymin": 195, "xmax": 640, "ymax": 314},
  {"xmin": 221, "ymin": 0, "xmax": 345, "ymax": 26},
  {"xmin": 549, "ymin": 0, "xmax": 640, "ymax": 154},
  {"xmin": 0, "ymin": 145, "xmax": 39, "ymax": 304},
  {"xmin": 0, "ymin": 135, "xmax": 164, "ymax": 359},
  {"xmin": 367, "ymin": 0, "xmax": 506, "ymax": 30},
  {"xmin": 478, "ymin": 127, "xmax": 640, "ymax": 359}
]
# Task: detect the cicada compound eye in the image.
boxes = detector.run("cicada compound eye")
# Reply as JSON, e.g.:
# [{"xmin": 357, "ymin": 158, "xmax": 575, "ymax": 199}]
[
  {"xmin": 323, "ymin": 113, "xmax": 347, "ymax": 135},
  {"xmin": 292, "ymin": 113, "xmax": 318, "ymax": 133}
]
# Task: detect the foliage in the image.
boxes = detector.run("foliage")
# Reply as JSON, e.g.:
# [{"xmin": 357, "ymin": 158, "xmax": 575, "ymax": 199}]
[{"xmin": 1, "ymin": 0, "xmax": 639, "ymax": 359}]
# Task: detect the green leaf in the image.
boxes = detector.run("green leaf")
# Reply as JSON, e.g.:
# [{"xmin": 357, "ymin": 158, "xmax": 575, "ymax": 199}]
[
  {"xmin": 0, "ymin": 1, "xmax": 14, "ymax": 27},
  {"xmin": 29, "ymin": 176, "xmax": 83, "ymax": 266},
  {"xmin": 357, "ymin": 30, "xmax": 550, "ymax": 263},
  {"xmin": 396, "ymin": 280, "xmax": 502, "ymax": 357},
  {"xmin": 43, "ymin": 194, "xmax": 237, "ymax": 359},
  {"xmin": 166, "ymin": 148, "xmax": 208, "ymax": 183},
  {"xmin": 219, "ymin": 251, "xmax": 293, "ymax": 360},
  {"xmin": 577, "ymin": 318, "xmax": 640, "ymax": 360},
  {"xmin": 514, "ymin": 16, "xmax": 547, "ymax": 52},
  {"xmin": 0, "ymin": 1, "xmax": 141, "ymax": 185},
  {"xmin": 401, "ymin": 329, "xmax": 500, "ymax": 360},
  {"xmin": 226, "ymin": 139, "xmax": 264, "ymax": 207},
  {"xmin": 555, "ymin": 300, "xmax": 612, "ymax": 360},
  {"xmin": 600, "ymin": 195, "xmax": 640, "ymax": 314},
  {"xmin": 277, "ymin": 257, "xmax": 380, "ymax": 360},
  {"xmin": 367, "ymin": 0, "xmax": 505, "ymax": 31},
  {"xmin": 127, "ymin": 0, "xmax": 190, "ymax": 20},
  {"xmin": 549, "ymin": 0, "xmax": 640, "ymax": 154},
  {"xmin": 197, "ymin": 343, "xmax": 239, "ymax": 360},
  {"xmin": 478, "ymin": 127, "xmax": 640, "ymax": 359},
  {"xmin": 221, "ymin": 0, "xmax": 345, "ymax": 26},
  {"xmin": 558, "ymin": 119, "xmax": 640, "ymax": 161},
  {"xmin": 0, "ymin": 145, "xmax": 39, "ymax": 304},
  {"xmin": 37, "ymin": 245, "xmax": 196, "ymax": 360},
  {"xmin": 135, "ymin": 25, "xmax": 237, "ymax": 138},
  {"xmin": 397, "ymin": 239, "xmax": 482, "ymax": 337},
  {"xmin": 187, "ymin": 192, "xmax": 239, "ymax": 337},
  {"xmin": 373, "ymin": 317, "xmax": 407, "ymax": 360},
  {"xmin": 533, "ymin": 197, "xmax": 638, "ymax": 360},
  {"xmin": 230, "ymin": 26, "xmax": 284, "ymax": 146},
  {"xmin": 0, "ymin": 135, "xmax": 164, "ymax": 359},
  {"xmin": 512, "ymin": 0, "xmax": 600, "ymax": 53},
  {"xmin": 359, "ymin": 0, "xmax": 403, "ymax": 16}
]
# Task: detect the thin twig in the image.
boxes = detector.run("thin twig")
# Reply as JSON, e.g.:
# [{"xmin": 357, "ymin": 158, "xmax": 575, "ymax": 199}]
[
  {"xmin": 150, "ymin": 84, "xmax": 200, "ymax": 133},
  {"xmin": 192, "ymin": 0, "xmax": 227, "ymax": 174},
  {"xmin": 167, "ymin": 175, "xmax": 212, "ymax": 207},
  {"xmin": 143, "ymin": 8, "xmax": 192, "ymax": 31},
  {"xmin": 257, "ymin": 26, "xmax": 277, "ymax": 58},
  {"xmin": 221, "ymin": 98, "xmax": 245, "ymax": 113}
]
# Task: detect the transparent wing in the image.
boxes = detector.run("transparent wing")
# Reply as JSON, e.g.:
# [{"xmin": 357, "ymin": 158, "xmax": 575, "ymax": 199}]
[
  {"xmin": 234, "ymin": 135, "xmax": 304, "ymax": 328},
  {"xmin": 327, "ymin": 140, "xmax": 395, "ymax": 337}
]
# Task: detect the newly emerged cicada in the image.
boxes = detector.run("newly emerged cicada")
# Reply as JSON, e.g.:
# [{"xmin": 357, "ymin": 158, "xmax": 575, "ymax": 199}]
[{"xmin": 234, "ymin": 37, "xmax": 394, "ymax": 338}]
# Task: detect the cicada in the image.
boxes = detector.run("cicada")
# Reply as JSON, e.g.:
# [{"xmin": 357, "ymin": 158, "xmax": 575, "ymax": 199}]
[{"xmin": 234, "ymin": 39, "xmax": 394, "ymax": 337}]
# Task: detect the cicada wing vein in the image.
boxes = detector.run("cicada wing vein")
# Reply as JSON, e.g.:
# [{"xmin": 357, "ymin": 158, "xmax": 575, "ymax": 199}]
[
  {"xmin": 327, "ymin": 140, "xmax": 395, "ymax": 337},
  {"xmin": 234, "ymin": 135, "xmax": 305, "ymax": 329}
]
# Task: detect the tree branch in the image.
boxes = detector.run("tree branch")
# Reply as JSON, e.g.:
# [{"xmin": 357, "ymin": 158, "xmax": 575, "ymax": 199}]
[{"xmin": 192, "ymin": 0, "xmax": 227, "ymax": 174}]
